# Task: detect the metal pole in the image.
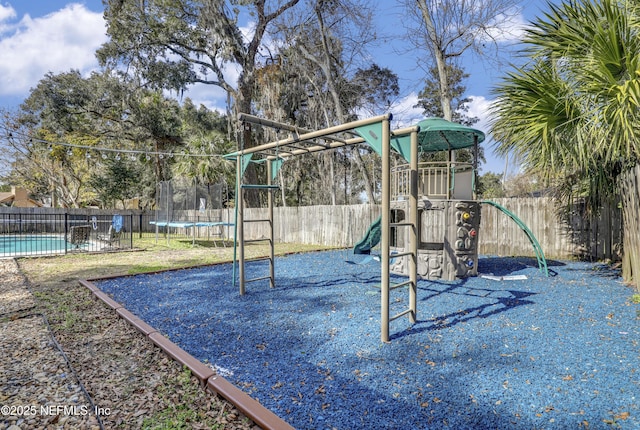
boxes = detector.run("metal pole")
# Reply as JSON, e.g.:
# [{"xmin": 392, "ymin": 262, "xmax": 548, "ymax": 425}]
[
  {"xmin": 64, "ymin": 213, "xmax": 68, "ymax": 254},
  {"xmin": 236, "ymin": 154, "xmax": 245, "ymax": 295},
  {"xmin": 409, "ymin": 129, "xmax": 419, "ymax": 324},
  {"xmin": 233, "ymin": 113, "xmax": 392, "ymax": 156},
  {"xmin": 166, "ymin": 182, "xmax": 170, "ymax": 246},
  {"xmin": 473, "ymin": 135, "xmax": 479, "ymax": 200},
  {"xmin": 268, "ymin": 160, "xmax": 275, "ymax": 288},
  {"xmin": 192, "ymin": 178, "xmax": 197, "ymax": 246},
  {"xmin": 381, "ymin": 117, "xmax": 391, "ymax": 343},
  {"xmin": 260, "ymin": 126, "xmax": 419, "ymax": 161},
  {"xmin": 129, "ymin": 214, "xmax": 133, "ymax": 249},
  {"xmin": 237, "ymin": 113, "xmax": 351, "ymax": 144}
]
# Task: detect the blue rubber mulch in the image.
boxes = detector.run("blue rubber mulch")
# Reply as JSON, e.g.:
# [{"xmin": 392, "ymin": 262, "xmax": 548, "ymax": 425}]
[{"xmin": 95, "ymin": 250, "xmax": 640, "ymax": 429}]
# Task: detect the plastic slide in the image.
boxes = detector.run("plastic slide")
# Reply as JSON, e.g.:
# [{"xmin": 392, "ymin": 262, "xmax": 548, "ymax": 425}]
[
  {"xmin": 482, "ymin": 200, "xmax": 549, "ymax": 276},
  {"xmin": 353, "ymin": 216, "xmax": 382, "ymax": 255}
]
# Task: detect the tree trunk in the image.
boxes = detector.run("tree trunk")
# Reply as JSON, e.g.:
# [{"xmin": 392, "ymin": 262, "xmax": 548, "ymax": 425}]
[
  {"xmin": 417, "ymin": 0, "xmax": 455, "ymax": 163},
  {"xmin": 235, "ymin": 84, "xmax": 261, "ymax": 208},
  {"xmin": 302, "ymin": 5, "xmax": 376, "ymax": 204},
  {"xmin": 619, "ymin": 164, "xmax": 640, "ymax": 290}
]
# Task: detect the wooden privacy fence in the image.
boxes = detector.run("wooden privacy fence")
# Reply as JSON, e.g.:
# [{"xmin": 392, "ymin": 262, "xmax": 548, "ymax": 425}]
[
  {"xmin": 1, "ymin": 198, "xmax": 622, "ymax": 262},
  {"xmin": 479, "ymin": 198, "xmax": 621, "ymax": 261},
  {"xmin": 237, "ymin": 198, "xmax": 620, "ymax": 261},
  {"xmin": 239, "ymin": 204, "xmax": 381, "ymax": 247}
]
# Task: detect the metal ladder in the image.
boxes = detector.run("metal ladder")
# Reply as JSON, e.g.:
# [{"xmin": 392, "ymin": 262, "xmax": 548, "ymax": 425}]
[
  {"xmin": 236, "ymin": 182, "xmax": 279, "ymax": 294},
  {"xmin": 380, "ymin": 126, "xmax": 419, "ymax": 341},
  {"xmin": 387, "ymin": 213, "xmax": 418, "ymax": 324}
]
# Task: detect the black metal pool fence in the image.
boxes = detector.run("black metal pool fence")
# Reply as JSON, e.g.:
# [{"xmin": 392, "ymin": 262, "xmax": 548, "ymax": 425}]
[
  {"xmin": 0, "ymin": 212, "xmax": 136, "ymax": 257},
  {"xmin": 0, "ymin": 209, "xmax": 234, "ymax": 257}
]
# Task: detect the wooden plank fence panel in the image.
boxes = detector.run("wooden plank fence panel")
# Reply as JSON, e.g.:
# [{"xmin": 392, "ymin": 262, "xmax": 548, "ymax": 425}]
[
  {"xmin": 187, "ymin": 198, "xmax": 624, "ymax": 262},
  {"xmin": 477, "ymin": 197, "xmax": 621, "ymax": 261},
  {"xmin": 1, "ymin": 197, "xmax": 623, "ymax": 263}
]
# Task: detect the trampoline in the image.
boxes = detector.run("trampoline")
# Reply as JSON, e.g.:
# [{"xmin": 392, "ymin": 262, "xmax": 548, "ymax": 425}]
[{"xmin": 153, "ymin": 181, "xmax": 233, "ymax": 245}]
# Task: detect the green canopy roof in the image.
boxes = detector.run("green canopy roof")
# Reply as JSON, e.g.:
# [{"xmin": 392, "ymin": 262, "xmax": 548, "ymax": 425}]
[{"xmin": 416, "ymin": 118, "xmax": 485, "ymax": 152}]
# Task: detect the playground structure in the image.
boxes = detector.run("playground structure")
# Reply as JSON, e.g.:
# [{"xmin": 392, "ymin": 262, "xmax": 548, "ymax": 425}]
[
  {"xmin": 226, "ymin": 113, "xmax": 546, "ymax": 342},
  {"xmin": 355, "ymin": 117, "xmax": 484, "ymax": 282}
]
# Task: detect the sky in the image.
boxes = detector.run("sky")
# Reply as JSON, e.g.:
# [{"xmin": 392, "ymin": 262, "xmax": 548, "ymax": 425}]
[{"xmin": 0, "ymin": 0, "xmax": 556, "ymax": 175}]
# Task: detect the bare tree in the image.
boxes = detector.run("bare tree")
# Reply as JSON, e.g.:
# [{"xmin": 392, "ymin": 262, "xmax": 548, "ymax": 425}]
[
  {"xmin": 406, "ymin": 0, "xmax": 520, "ymax": 120},
  {"xmin": 265, "ymin": 0, "xmax": 385, "ymax": 204},
  {"xmin": 399, "ymin": 0, "xmax": 519, "ymax": 165}
]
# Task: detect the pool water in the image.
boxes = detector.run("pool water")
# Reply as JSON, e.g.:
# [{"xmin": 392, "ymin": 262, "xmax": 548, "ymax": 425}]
[{"xmin": 0, "ymin": 235, "xmax": 75, "ymax": 256}]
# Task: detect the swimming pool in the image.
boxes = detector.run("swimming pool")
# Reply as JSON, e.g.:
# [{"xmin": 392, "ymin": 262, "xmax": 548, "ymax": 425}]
[{"xmin": 0, "ymin": 235, "xmax": 80, "ymax": 257}]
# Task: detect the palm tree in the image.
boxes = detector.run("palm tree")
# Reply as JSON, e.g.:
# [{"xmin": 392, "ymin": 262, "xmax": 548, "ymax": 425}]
[
  {"xmin": 170, "ymin": 131, "xmax": 235, "ymax": 187},
  {"xmin": 490, "ymin": 0, "xmax": 640, "ymax": 210}
]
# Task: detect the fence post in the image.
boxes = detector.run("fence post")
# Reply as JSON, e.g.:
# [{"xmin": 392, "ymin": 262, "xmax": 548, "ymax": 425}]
[
  {"xmin": 64, "ymin": 213, "xmax": 68, "ymax": 254},
  {"xmin": 127, "ymin": 214, "xmax": 131, "ymax": 249}
]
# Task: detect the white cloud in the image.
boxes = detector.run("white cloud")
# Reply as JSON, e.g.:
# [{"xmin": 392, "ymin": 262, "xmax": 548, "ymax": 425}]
[
  {"xmin": 0, "ymin": 3, "xmax": 16, "ymax": 25},
  {"xmin": 0, "ymin": 3, "xmax": 107, "ymax": 97},
  {"xmin": 482, "ymin": 8, "xmax": 529, "ymax": 43},
  {"xmin": 467, "ymin": 95, "xmax": 513, "ymax": 173},
  {"xmin": 390, "ymin": 92, "xmax": 494, "ymax": 135},
  {"xmin": 466, "ymin": 95, "xmax": 492, "ymax": 135},
  {"xmin": 184, "ymin": 57, "xmax": 242, "ymax": 112},
  {"xmin": 389, "ymin": 92, "xmax": 424, "ymax": 129},
  {"xmin": 173, "ymin": 82, "xmax": 229, "ymax": 114},
  {"xmin": 390, "ymin": 93, "xmax": 508, "ymax": 173}
]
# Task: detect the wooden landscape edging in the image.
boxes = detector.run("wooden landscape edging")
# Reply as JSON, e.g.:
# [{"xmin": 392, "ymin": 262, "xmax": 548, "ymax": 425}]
[{"xmin": 78, "ymin": 279, "xmax": 295, "ymax": 430}]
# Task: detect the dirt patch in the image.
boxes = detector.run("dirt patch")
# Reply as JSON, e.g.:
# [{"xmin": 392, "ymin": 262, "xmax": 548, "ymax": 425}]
[{"xmin": 33, "ymin": 282, "xmax": 254, "ymax": 429}]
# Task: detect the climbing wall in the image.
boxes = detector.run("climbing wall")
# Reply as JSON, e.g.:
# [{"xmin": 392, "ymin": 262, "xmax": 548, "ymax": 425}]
[
  {"xmin": 389, "ymin": 200, "xmax": 481, "ymax": 281},
  {"xmin": 448, "ymin": 200, "xmax": 481, "ymax": 279}
]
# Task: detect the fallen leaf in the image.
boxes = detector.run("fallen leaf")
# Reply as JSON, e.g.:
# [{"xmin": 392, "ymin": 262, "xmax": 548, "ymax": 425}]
[{"xmin": 615, "ymin": 411, "xmax": 630, "ymax": 421}]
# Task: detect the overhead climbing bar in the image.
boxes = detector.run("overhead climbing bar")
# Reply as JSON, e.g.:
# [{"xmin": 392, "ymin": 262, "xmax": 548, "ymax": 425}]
[{"xmin": 228, "ymin": 113, "xmax": 393, "ymax": 297}]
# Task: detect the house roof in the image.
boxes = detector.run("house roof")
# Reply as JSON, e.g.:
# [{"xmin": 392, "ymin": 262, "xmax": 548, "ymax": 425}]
[
  {"xmin": 0, "ymin": 188, "xmax": 43, "ymax": 207},
  {"xmin": 0, "ymin": 192, "xmax": 14, "ymax": 204}
]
